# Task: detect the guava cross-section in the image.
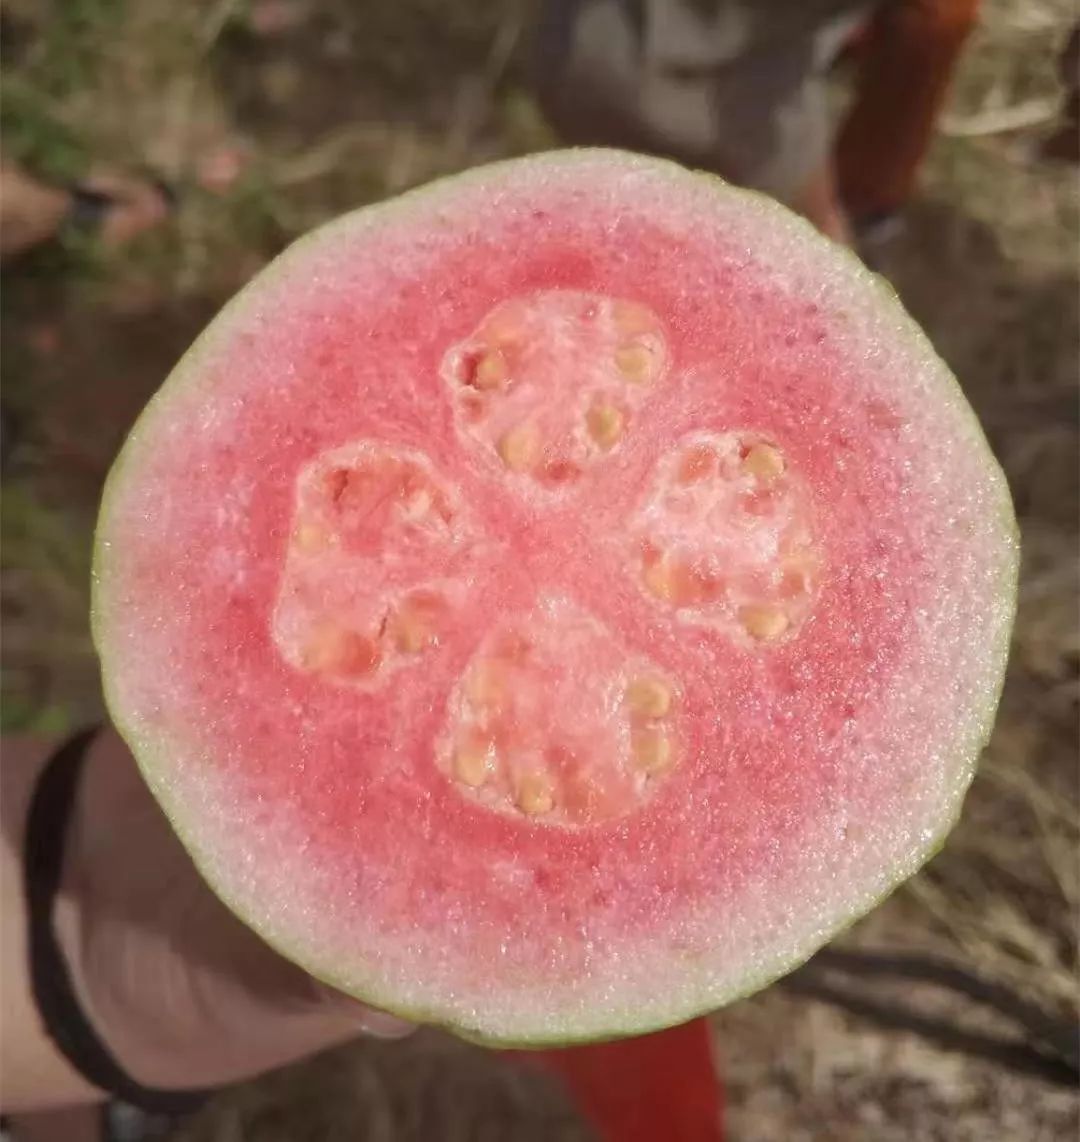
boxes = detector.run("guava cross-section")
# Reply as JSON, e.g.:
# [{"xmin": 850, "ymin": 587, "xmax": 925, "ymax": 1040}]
[{"xmin": 92, "ymin": 150, "xmax": 1018, "ymax": 1046}]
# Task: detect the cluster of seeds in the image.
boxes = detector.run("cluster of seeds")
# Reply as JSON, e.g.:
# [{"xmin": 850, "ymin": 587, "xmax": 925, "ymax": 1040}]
[
  {"xmin": 274, "ymin": 292, "xmax": 822, "ymax": 825},
  {"xmin": 444, "ymin": 291, "xmax": 666, "ymax": 488},
  {"xmin": 443, "ymin": 602, "xmax": 682, "ymax": 827}
]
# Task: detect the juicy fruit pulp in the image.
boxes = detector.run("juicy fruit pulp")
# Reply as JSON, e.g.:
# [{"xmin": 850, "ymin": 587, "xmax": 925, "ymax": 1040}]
[
  {"xmin": 93, "ymin": 150, "xmax": 1017, "ymax": 1045},
  {"xmin": 271, "ymin": 288, "xmax": 819, "ymax": 830}
]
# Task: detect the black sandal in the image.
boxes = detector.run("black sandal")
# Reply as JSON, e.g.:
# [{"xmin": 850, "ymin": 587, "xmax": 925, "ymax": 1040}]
[{"xmin": 63, "ymin": 177, "xmax": 177, "ymax": 239}]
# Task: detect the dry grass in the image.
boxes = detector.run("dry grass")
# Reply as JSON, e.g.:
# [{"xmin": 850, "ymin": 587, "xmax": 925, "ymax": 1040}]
[{"xmin": 1, "ymin": 0, "xmax": 1077, "ymax": 1136}]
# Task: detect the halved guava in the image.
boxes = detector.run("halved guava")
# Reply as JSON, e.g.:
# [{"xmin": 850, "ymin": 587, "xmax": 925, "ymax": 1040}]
[{"xmin": 92, "ymin": 150, "xmax": 1018, "ymax": 1046}]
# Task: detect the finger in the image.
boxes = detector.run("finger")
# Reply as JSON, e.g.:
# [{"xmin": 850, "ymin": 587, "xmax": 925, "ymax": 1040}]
[
  {"xmin": 355, "ymin": 1006, "xmax": 416, "ymax": 1040},
  {"xmin": 309, "ymin": 981, "xmax": 416, "ymax": 1040}
]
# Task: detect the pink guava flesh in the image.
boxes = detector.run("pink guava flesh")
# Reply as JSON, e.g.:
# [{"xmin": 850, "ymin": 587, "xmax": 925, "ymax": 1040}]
[{"xmin": 92, "ymin": 150, "xmax": 1017, "ymax": 1045}]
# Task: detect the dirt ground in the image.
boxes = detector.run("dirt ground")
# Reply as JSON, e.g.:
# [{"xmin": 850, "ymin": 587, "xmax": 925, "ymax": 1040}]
[{"xmin": 2, "ymin": 1, "xmax": 1077, "ymax": 1138}]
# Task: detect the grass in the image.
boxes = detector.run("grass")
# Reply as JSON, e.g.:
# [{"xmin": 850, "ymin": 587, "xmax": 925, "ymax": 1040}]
[
  {"xmin": 0, "ymin": 484, "xmax": 95, "ymax": 732},
  {"xmin": 1, "ymin": 0, "xmax": 1077, "ymax": 1135}
]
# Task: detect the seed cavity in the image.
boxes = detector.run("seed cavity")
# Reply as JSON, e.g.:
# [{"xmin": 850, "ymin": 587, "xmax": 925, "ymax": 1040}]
[
  {"xmin": 493, "ymin": 628, "xmax": 531, "ymax": 664},
  {"xmin": 442, "ymin": 291, "xmax": 669, "ymax": 490},
  {"xmin": 454, "ymin": 734, "xmax": 493, "ymax": 788},
  {"xmin": 390, "ymin": 590, "xmax": 446, "ymax": 654},
  {"xmin": 301, "ymin": 625, "xmax": 381, "ymax": 677},
  {"xmin": 294, "ymin": 523, "xmax": 329, "ymax": 553},
  {"xmin": 540, "ymin": 457, "xmax": 581, "ymax": 485},
  {"xmin": 632, "ymin": 727, "xmax": 673, "ymax": 775},
  {"xmin": 739, "ymin": 605, "xmax": 790, "ymax": 642},
  {"xmin": 468, "ymin": 349, "xmax": 509, "ymax": 391},
  {"xmin": 273, "ymin": 442, "xmax": 471, "ymax": 687},
  {"xmin": 498, "ymin": 423, "xmax": 541, "ymax": 472},
  {"xmin": 779, "ymin": 554, "xmax": 818, "ymax": 599},
  {"xmin": 442, "ymin": 600, "xmax": 683, "ymax": 827},
  {"xmin": 631, "ymin": 432, "xmax": 820, "ymax": 643},
  {"xmin": 516, "ymin": 773, "xmax": 555, "ymax": 816},
  {"xmin": 614, "ymin": 341, "xmax": 657, "ymax": 384},
  {"xmin": 626, "ymin": 676, "xmax": 672, "ymax": 719},
  {"xmin": 742, "ymin": 443, "xmax": 785, "ymax": 481},
  {"xmin": 643, "ymin": 553, "xmax": 676, "ymax": 602},
  {"xmin": 642, "ymin": 550, "xmax": 721, "ymax": 608},
  {"xmin": 612, "ymin": 300, "xmax": 658, "ymax": 338},
  {"xmin": 466, "ymin": 658, "xmax": 507, "ymax": 711},
  {"xmin": 678, "ymin": 444, "xmax": 716, "ymax": 485},
  {"xmin": 586, "ymin": 403, "xmax": 625, "ymax": 450}
]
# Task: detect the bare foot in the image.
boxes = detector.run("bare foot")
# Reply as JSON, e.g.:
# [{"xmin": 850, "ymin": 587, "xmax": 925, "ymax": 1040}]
[
  {"xmin": 0, "ymin": 162, "xmax": 172, "ymax": 260},
  {"xmin": 0, "ymin": 163, "xmax": 71, "ymax": 258},
  {"xmin": 78, "ymin": 169, "xmax": 172, "ymax": 247}
]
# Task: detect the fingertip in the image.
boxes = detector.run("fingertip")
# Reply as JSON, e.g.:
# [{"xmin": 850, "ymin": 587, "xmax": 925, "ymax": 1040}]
[
  {"xmin": 356, "ymin": 1007, "xmax": 416, "ymax": 1040},
  {"xmin": 312, "ymin": 980, "xmax": 415, "ymax": 1038}
]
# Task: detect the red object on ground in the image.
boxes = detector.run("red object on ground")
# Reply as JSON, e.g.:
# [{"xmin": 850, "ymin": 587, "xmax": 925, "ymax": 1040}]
[{"xmin": 526, "ymin": 1017, "xmax": 724, "ymax": 1141}]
